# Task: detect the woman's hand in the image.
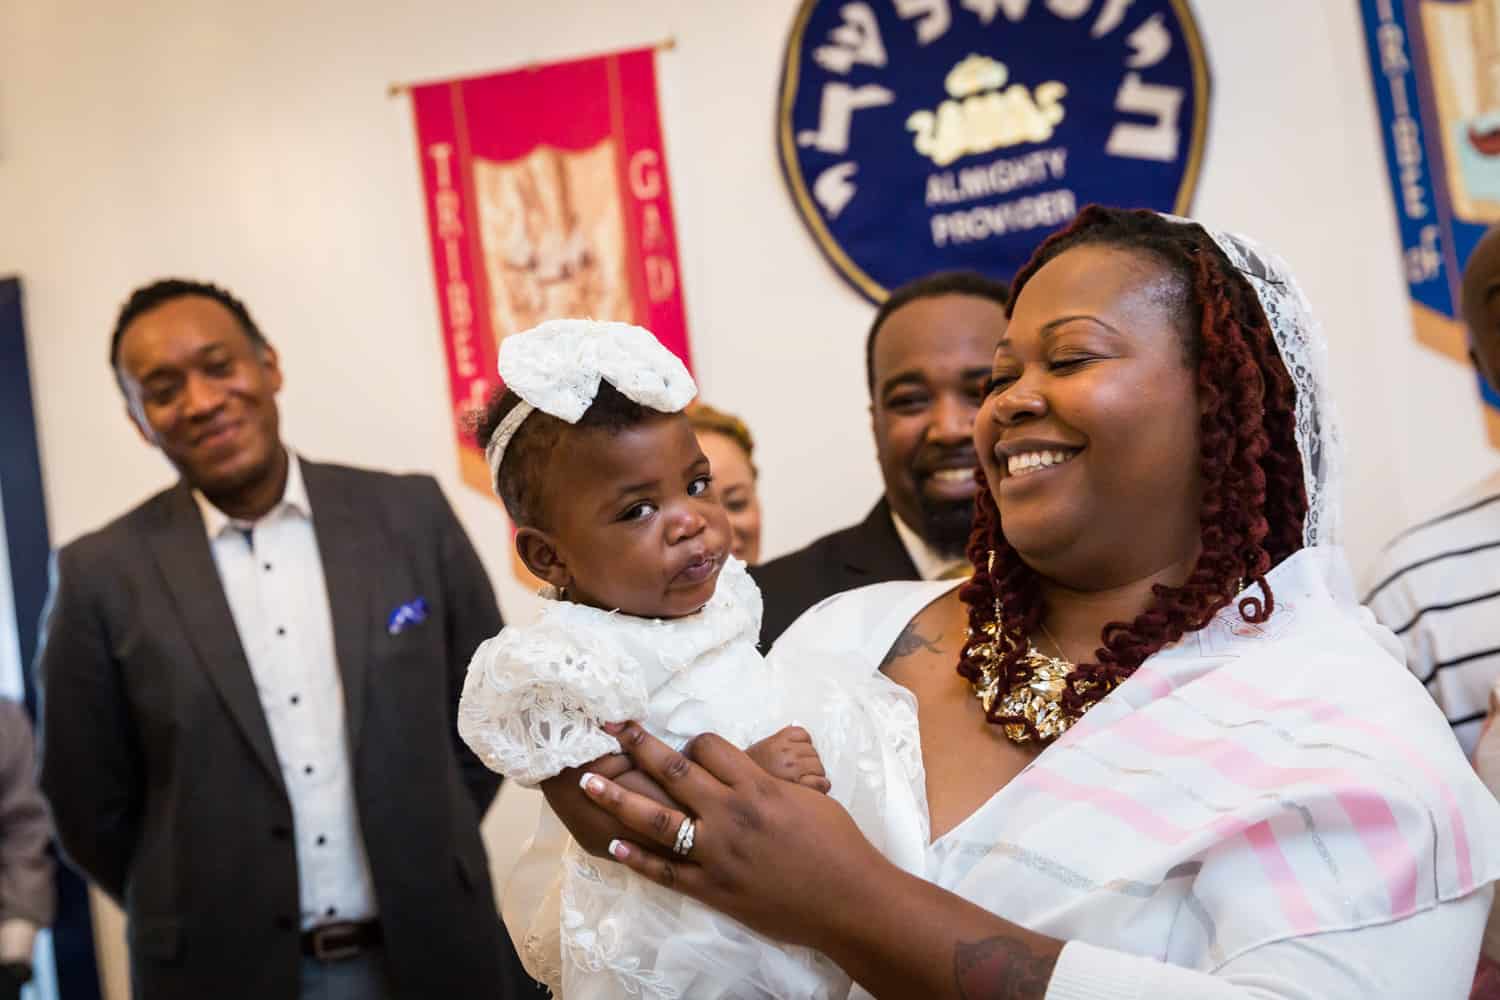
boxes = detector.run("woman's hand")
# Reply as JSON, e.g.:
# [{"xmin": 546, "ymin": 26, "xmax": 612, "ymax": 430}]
[
  {"xmin": 580, "ymin": 721, "xmax": 891, "ymax": 952},
  {"xmin": 581, "ymin": 724, "xmax": 1063, "ymax": 998},
  {"xmin": 540, "ymin": 751, "xmax": 679, "ymax": 857}
]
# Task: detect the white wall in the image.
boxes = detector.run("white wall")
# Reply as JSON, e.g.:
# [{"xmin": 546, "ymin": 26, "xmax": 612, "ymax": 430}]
[{"xmin": 3, "ymin": 0, "xmax": 1498, "ymax": 995}]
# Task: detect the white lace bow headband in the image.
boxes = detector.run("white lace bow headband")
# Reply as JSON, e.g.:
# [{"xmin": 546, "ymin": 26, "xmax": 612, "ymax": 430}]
[{"xmin": 485, "ymin": 319, "xmax": 698, "ymax": 493}]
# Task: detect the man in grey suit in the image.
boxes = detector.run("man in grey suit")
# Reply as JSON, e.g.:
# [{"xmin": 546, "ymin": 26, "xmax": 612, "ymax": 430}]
[{"xmin": 36, "ymin": 280, "xmax": 533, "ymax": 999}]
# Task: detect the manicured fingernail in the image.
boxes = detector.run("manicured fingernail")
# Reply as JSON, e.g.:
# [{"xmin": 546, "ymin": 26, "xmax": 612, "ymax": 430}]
[
  {"xmin": 603, "ymin": 721, "xmax": 626, "ymax": 734},
  {"xmin": 608, "ymin": 839, "xmax": 630, "ymax": 859},
  {"xmin": 580, "ymin": 772, "xmax": 604, "ymax": 794}
]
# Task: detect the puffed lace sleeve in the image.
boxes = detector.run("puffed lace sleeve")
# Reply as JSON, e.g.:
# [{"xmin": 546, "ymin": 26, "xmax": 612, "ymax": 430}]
[{"xmin": 457, "ymin": 615, "xmax": 650, "ymax": 787}]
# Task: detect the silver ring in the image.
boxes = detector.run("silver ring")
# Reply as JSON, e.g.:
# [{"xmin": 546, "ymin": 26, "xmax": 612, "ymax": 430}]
[{"xmin": 672, "ymin": 817, "xmax": 696, "ymax": 857}]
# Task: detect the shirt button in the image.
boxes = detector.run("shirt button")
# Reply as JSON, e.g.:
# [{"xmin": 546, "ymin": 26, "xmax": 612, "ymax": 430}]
[
  {"xmin": 276, "ymin": 626, "xmax": 287, "ymax": 637},
  {"xmin": 304, "ymin": 765, "xmax": 314, "ymax": 775},
  {"xmin": 290, "ymin": 694, "xmax": 301, "ymax": 706},
  {"xmin": 263, "ymin": 562, "xmax": 273, "ymax": 572},
  {"xmin": 325, "ymin": 907, "xmax": 337, "ymax": 918},
  {"xmin": 316, "ymin": 834, "xmax": 327, "ymax": 846}
]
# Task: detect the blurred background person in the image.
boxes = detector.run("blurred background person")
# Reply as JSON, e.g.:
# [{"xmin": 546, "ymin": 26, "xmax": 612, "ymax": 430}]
[
  {"xmin": 1366, "ymin": 225, "xmax": 1500, "ymax": 755},
  {"xmin": 750, "ymin": 271, "xmax": 1009, "ymax": 647},
  {"xmin": 37, "ymin": 279, "xmax": 532, "ymax": 1000},
  {"xmin": 688, "ymin": 401, "xmax": 763, "ymax": 565},
  {"xmin": 0, "ymin": 699, "xmax": 52, "ymax": 1000}
]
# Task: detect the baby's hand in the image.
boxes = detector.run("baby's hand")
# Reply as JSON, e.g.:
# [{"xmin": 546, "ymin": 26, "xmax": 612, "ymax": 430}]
[{"xmin": 746, "ymin": 726, "xmax": 831, "ymax": 794}]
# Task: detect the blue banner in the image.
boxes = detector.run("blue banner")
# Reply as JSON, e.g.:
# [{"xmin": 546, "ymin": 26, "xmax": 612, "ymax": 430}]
[
  {"xmin": 778, "ymin": 0, "xmax": 1210, "ymax": 301},
  {"xmin": 1360, "ymin": 0, "xmax": 1500, "ymax": 431}
]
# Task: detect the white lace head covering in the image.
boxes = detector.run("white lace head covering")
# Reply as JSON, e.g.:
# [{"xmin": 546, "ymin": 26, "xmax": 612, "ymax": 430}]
[
  {"xmin": 485, "ymin": 319, "xmax": 698, "ymax": 494},
  {"xmin": 1162, "ymin": 215, "xmax": 1344, "ymax": 549}
]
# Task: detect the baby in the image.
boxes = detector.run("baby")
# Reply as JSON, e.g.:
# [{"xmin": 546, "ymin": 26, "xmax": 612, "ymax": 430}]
[{"xmin": 458, "ymin": 320, "xmax": 926, "ymax": 999}]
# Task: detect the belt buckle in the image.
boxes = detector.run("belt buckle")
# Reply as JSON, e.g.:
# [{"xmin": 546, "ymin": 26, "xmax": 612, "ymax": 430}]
[{"xmin": 312, "ymin": 924, "xmax": 361, "ymax": 962}]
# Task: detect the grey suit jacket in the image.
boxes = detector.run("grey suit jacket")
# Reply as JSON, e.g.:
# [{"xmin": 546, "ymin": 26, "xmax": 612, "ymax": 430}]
[
  {"xmin": 0, "ymin": 701, "xmax": 53, "ymax": 932},
  {"xmin": 36, "ymin": 460, "xmax": 529, "ymax": 999}
]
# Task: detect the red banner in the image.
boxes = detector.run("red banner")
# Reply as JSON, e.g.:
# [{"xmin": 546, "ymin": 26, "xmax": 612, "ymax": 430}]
[{"xmin": 411, "ymin": 46, "xmax": 692, "ymax": 498}]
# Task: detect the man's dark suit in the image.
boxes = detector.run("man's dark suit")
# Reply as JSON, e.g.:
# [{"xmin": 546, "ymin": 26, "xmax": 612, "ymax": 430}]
[
  {"xmin": 750, "ymin": 498, "xmax": 919, "ymax": 649},
  {"xmin": 36, "ymin": 460, "xmax": 528, "ymax": 1000}
]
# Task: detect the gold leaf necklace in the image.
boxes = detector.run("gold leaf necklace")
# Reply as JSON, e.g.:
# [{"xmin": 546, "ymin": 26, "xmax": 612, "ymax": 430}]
[{"xmin": 964, "ymin": 553, "xmax": 1102, "ymax": 744}]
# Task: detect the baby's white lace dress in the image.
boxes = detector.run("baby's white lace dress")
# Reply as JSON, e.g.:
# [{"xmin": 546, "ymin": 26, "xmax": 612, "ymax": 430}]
[{"xmin": 459, "ymin": 558, "xmax": 927, "ymax": 999}]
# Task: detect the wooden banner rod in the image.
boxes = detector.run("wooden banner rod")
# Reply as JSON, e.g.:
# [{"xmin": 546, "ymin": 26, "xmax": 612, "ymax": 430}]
[{"xmin": 387, "ymin": 36, "xmax": 677, "ymax": 98}]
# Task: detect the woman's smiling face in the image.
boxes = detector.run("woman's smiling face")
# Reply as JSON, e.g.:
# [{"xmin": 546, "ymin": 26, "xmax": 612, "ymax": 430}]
[{"xmin": 976, "ymin": 244, "xmax": 1205, "ymax": 589}]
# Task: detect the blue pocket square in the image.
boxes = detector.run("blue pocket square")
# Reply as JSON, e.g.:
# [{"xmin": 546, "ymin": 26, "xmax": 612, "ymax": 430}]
[{"xmin": 387, "ymin": 598, "xmax": 429, "ymax": 635}]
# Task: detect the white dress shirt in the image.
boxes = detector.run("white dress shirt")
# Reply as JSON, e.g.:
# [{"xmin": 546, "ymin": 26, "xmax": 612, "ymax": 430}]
[
  {"xmin": 890, "ymin": 509, "xmax": 968, "ymax": 580},
  {"xmin": 194, "ymin": 452, "xmax": 378, "ymax": 929}
]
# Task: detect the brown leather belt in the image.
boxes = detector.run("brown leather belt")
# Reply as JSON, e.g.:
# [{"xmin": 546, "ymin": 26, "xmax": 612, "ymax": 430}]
[{"xmin": 300, "ymin": 920, "xmax": 383, "ymax": 961}]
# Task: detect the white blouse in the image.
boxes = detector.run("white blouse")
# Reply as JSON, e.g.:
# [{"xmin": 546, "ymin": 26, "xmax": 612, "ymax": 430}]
[{"xmin": 772, "ymin": 548, "xmax": 1500, "ymax": 1000}]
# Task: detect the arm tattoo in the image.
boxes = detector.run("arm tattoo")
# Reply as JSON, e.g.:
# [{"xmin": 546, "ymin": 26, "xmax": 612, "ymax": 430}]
[
  {"xmin": 954, "ymin": 936, "xmax": 1056, "ymax": 1000},
  {"xmin": 878, "ymin": 621, "xmax": 943, "ymax": 668}
]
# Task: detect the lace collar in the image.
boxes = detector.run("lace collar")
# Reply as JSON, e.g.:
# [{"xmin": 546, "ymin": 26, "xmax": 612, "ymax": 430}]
[{"xmin": 533, "ymin": 556, "xmax": 762, "ymax": 687}]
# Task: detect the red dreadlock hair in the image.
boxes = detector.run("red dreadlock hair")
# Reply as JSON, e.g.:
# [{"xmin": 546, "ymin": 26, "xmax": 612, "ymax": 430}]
[{"xmin": 958, "ymin": 206, "xmax": 1308, "ymax": 741}]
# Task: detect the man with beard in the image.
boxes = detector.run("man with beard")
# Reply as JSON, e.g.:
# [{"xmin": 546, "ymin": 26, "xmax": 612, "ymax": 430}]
[{"xmin": 751, "ymin": 272, "xmax": 1008, "ymax": 647}]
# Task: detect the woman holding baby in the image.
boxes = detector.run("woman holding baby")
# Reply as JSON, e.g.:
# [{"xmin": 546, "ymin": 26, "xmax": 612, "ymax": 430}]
[{"xmin": 539, "ymin": 208, "xmax": 1500, "ymax": 998}]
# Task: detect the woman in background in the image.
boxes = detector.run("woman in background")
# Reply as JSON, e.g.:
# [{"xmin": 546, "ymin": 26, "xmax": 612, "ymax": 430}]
[{"xmin": 688, "ymin": 401, "xmax": 763, "ymax": 564}]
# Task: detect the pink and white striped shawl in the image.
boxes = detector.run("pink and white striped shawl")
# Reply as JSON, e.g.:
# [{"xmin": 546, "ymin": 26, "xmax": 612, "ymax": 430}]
[{"xmin": 778, "ymin": 546, "xmax": 1500, "ymax": 973}]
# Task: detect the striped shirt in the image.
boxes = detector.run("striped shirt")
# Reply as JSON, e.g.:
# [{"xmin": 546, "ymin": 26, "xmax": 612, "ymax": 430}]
[{"xmin": 1365, "ymin": 469, "xmax": 1500, "ymax": 755}]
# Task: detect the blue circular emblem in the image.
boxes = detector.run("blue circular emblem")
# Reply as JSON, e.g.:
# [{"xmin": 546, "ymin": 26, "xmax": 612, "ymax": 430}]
[{"xmin": 778, "ymin": 0, "xmax": 1211, "ymax": 302}]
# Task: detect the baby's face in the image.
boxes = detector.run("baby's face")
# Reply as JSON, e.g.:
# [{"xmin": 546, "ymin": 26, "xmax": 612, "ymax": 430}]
[{"xmin": 543, "ymin": 412, "xmax": 732, "ymax": 618}]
